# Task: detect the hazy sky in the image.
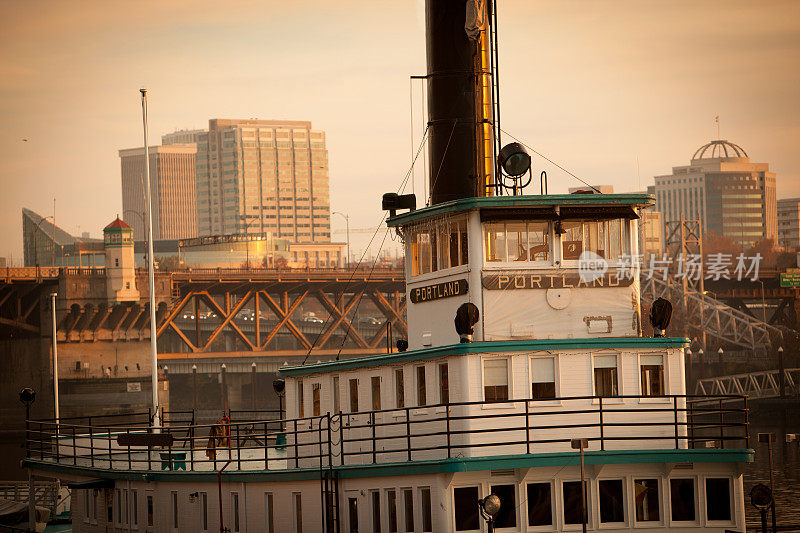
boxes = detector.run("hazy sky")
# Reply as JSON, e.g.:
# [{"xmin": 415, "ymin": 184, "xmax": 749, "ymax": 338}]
[{"xmin": 1, "ymin": 0, "xmax": 798, "ymax": 262}]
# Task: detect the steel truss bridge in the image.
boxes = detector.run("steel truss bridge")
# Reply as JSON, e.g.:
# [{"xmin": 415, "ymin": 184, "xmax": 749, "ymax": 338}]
[{"xmin": 694, "ymin": 368, "xmax": 800, "ymax": 399}]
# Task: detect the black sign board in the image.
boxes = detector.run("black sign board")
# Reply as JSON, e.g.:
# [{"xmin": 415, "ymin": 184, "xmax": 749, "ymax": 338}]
[
  {"xmin": 410, "ymin": 279, "xmax": 468, "ymax": 303},
  {"xmin": 117, "ymin": 433, "xmax": 174, "ymax": 447},
  {"xmin": 482, "ymin": 271, "xmax": 634, "ymax": 290}
]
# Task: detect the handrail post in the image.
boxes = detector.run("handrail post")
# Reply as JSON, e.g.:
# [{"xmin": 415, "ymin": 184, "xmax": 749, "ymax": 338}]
[
  {"xmin": 88, "ymin": 426, "xmax": 94, "ymax": 467},
  {"xmin": 264, "ymin": 422, "xmax": 269, "ymax": 471},
  {"xmin": 371, "ymin": 413, "xmax": 376, "ymax": 465},
  {"xmin": 719, "ymin": 398, "xmax": 724, "ymax": 449},
  {"xmin": 127, "ymin": 428, "xmax": 132, "ymax": 470},
  {"xmin": 73, "ymin": 426, "xmax": 78, "ymax": 466},
  {"xmin": 688, "ymin": 399, "xmax": 695, "ymax": 449},
  {"xmin": 294, "ymin": 419, "xmax": 299, "ymax": 469},
  {"xmin": 107, "ymin": 428, "xmax": 112, "ymax": 469},
  {"xmin": 326, "ymin": 415, "xmax": 333, "ymax": 469},
  {"xmin": 743, "ymin": 396, "xmax": 750, "ymax": 449},
  {"xmin": 446, "ymin": 404, "xmax": 452, "ymax": 459},
  {"xmin": 405, "ymin": 407, "xmax": 411, "ymax": 462},
  {"xmin": 525, "ymin": 400, "xmax": 530, "ymax": 455},
  {"xmin": 598, "ymin": 396, "xmax": 605, "ymax": 451},
  {"xmin": 236, "ymin": 424, "xmax": 241, "ymax": 470}
]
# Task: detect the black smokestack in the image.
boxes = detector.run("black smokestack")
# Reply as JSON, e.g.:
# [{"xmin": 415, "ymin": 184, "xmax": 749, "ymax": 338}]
[{"xmin": 426, "ymin": 0, "xmax": 493, "ymax": 205}]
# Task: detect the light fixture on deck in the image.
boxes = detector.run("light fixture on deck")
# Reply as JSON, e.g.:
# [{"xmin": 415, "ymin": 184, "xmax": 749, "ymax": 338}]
[
  {"xmin": 554, "ymin": 220, "xmax": 567, "ymax": 235},
  {"xmin": 649, "ymin": 298, "xmax": 672, "ymax": 337},
  {"xmin": 478, "ymin": 494, "xmax": 501, "ymax": 533},
  {"xmin": 497, "ymin": 143, "xmax": 532, "ymax": 195}
]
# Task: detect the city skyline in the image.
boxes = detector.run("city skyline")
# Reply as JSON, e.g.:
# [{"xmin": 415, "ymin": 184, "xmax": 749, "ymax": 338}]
[{"xmin": 1, "ymin": 0, "xmax": 799, "ymax": 262}]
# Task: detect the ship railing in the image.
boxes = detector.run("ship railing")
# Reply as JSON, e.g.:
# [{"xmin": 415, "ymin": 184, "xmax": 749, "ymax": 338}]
[{"xmin": 24, "ymin": 394, "xmax": 748, "ymax": 472}]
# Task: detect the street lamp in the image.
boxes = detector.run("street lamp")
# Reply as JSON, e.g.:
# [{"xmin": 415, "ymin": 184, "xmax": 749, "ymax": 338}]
[
  {"xmin": 124, "ymin": 209, "xmax": 147, "ymax": 265},
  {"xmin": 478, "ymin": 494, "xmax": 501, "ymax": 533},
  {"xmin": 242, "ymin": 218, "xmax": 261, "ymax": 270},
  {"xmin": 50, "ymin": 293, "xmax": 59, "ymax": 425},
  {"xmin": 332, "ymin": 211, "xmax": 350, "ymax": 268}
]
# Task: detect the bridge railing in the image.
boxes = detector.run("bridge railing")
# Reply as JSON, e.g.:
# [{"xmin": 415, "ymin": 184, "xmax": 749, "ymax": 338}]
[{"xmin": 24, "ymin": 394, "xmax": 748, "ymax": 473}]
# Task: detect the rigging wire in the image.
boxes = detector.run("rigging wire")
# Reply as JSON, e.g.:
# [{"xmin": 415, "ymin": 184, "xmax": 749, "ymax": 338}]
[{"xmin": 499, "ymin": 127, "xmax": 601, "ymax": 194}]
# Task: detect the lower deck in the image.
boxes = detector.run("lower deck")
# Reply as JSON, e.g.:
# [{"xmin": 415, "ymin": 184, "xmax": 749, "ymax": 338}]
[{"xmin": 51, "ymin": 453, "xmax": 748, "ymax": 533}]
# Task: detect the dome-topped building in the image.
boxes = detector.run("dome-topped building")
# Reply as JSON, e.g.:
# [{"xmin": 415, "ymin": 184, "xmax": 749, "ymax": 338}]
[{"xmin": 652, "ymin": 139, "xmax": 776, "ymax": 248}]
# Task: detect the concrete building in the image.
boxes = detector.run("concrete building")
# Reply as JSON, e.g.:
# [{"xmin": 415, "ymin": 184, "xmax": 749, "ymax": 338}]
[
  {"xmin": 778, "ymin": 198, "xmax": 800, "ymax": 250},
  {"xmin": 119, "ymin": 144, "xmax": 198, "ymax": 240},
  {"xmin": 162, "ymin": 128, "xmax": 205, "ymax": 145},
  {"xmin": 653, "ymin": 140, "xmax": 777, "ymax": 248},
  {"xmin": 194, "ymin": 119, "xmax": 331, "ymax": 242}
]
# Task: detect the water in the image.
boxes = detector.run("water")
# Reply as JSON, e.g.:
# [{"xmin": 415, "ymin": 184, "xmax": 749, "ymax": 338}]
[{"xmin": 743, "ymin": 401, "xmax": 800, "ymax": 531}]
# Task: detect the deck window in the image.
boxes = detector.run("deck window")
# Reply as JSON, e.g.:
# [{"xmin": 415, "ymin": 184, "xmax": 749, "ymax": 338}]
[
  {"xmin": 485, "ymin": 221, "xmax": 550, "ymax": 262},
  {"xmin": 420, "ymin": 487, "xmax": 432, "ymax": 532},
  {"xmin": 265, "ymin": 493, "xmax": 274, "ymax": 533},
  {"xmin": 348, "ymin": 497, "xmax": 359, "ymax": 533},
  {"xmin": 490, "ymin": 484, "xmax": 517, "ymax": 528},
  {"xmin": 201, "ymin": 492, "xmax": 208, "ymax": 530},
  {"xmin": 563, "ymin": 481, "xmax": 588, "ymax": 525},
  {"xmin": 371, "ymin": 491, "xmax": 381, "ymax": 533},
  {"xmin": 312, "ymin": 383, "xmax": 321, "ymax": 416},
  {"xmin": 146, "ymin": 494, "xmax": 153, "ymax": 526},
  {"xmin": 395, "ymin": 369, "xmax": 405, "ymax": 408},
  {"xmin": 294, "ymin": 492, "xmax": 303, "ymax": 533},
  {"xmin": 410, "ymin": 218, "xmax": 468, "ymax": 275},
  {"xmin": 387, "ymin": 490, "xmax": 398, "ymax": 533},
  {"xmin": 298, "ymin": 380, "xmax": 304, "ymax": 418},
  {"xmin": 454, "ymin": 486, "xmax": 480, "ymax": 531},
  {"xmin": 634, "ymin": 479, "xmax": 660, "ymax": 522},
  {"xmin": 640, "ymin": 355, "xmax": 665, "ymax": 396},
  {"xmin": 527, "ymin": 483, "xmax": 553, "ymax": 526},
  {"xmin": 416, "ymin": 366, "xmax": 427, "ymax": 406},
  {"xmin": 372, "ymin": 376, "xmax": 382, "ymax": 411},
  {"xmin": 403, "ymin": 488, "xmax": 414, "ymax": 532},
  {"xmin": 705, "ymin": 478, "xmax": 732, "ymax": 521},
  {"xmin": 171, "ymin": 491, "xmax": 178, "ymax": 529},
  {"xmin": 439, "ymin": 363, "xmax": 450, "ymax": 404},
  {"xmin": 561, "ymin": 219, "xmax": 630, "ymax": 261},
  {"xmin": 483, "ymin": 358, "xmax": 509, "ymax": 402},
  {"xmin": 349, "ymin": 379, "xmax": 359, "ymax": 412},
  {"xmin": 593, "ymin": 355, "xmax": 619, "ymax": 397},
  {"xmin": 669, "ymin": 479, "xmax": 696, "ymax": 522},
  {"xmin": 598, "ymin": 479, "xmax": 625, "ymax": 523},
  {"xmin": 132, "ymin": 490, "xmax": 138, "ymax": 525},
  {"xmin": 232, "ymin": 492, "xmax": 240, "ymax": 532},
  {"xmin": 531, "ymin": 356, "xmax": 556, "ymax": 399},
  {"xmin": 333, "ymin": 376, "xmax": 341, "ymax": 414}
]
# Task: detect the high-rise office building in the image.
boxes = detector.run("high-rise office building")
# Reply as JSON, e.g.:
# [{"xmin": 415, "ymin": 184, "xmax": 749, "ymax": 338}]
[
  {"xmin": 194, "ymin": 119, "xmax": 331, "ymax": 241},
  {"xmin": 162, "ymin": 129, "xmax": 206, "ymax": 146},
  {"xmin": 119, "ymin": 145, "xmax": 198, "ymax": 240},
  {"xmin": 653, "ymin": 140, "xmax": 777, "ymax": 248},
  {"xmin": 778, "ymin": 198, "xmax": 800, "ymax": 250}
]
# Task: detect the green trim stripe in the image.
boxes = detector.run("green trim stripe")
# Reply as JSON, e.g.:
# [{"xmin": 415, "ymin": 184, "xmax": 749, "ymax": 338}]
[
  {"xmin": 24, "ymin": 448, "xmax": 752, "ymax": 484},
  {"xmin": 280, "ymin": 337, "xmax": 689, "ymax": 376},
  {"xmin": 387, "ymin": 193, "xmax": 655, "ymax": 227}
]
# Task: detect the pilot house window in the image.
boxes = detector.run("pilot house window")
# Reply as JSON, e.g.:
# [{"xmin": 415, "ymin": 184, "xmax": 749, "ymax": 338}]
[
  {"xmin": 593, "ymin": 355, "xmax": 619, "ymax": 397},
  {"xmin": 485, "ymin": 221, "xmax": 550, "ymax": 262},
  {"xmin": 561, "ymin": 219, "xmax": 629, "ymax": 260},
  {"xmin": 409, "ymin": 218, "xmax": 468, "ymax": 276},
  {"xmin": 483, "ymin": 358, "xmax": 509, "ymax": 402},
  {"xmin": 640, "ymin": 355, "xmax": 665, "ymax": 396}
]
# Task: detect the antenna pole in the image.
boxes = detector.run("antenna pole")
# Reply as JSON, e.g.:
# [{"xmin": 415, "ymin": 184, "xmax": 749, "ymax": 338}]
[{"xmin": 140, "ymin": 88, "xmax": 160, "ymax": 429}]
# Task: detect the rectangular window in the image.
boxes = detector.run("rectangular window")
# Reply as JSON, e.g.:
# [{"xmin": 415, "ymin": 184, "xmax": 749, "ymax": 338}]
[
  {"xmin": 83, "ymin": 490, "xmax": 90, "ymax": 520},
  {"xmin": 372, "ymin": 376, "xmax": 381, "ymax": 411},
  {"xmin": 670, "ymin": 478, "xmax": 696, "ymax": 522},
  {"xmin": 116, "ymin": 489, "xmax": 122, "ymax": 524},
  {"xmin": 333, "ymin": 376, "xmax": 341, "ymax": 414},
  {"xmin": 527, "ymin": 483, "xmax": 553, "ymax": 526},
  {"xmin": 147, "ymin": 495, "xmax": 154, "ymax": 526},
  {"xmin": 454, "ymin": 486, "xmax": 480, "ymax": 531},
  {"xmin": 640, "ymin": 355, "xmax": 665, "ymax": 396},
  {"xmin": 265, "ymin": 493, "xmax": 274, "ymax": 532},
  {"xmin": 348, "ymin": 497, "xmax": 359, "ymax": 533},
  {"xmin": 490, "ymin": 484, "xmax": 517, "ymax": 528},
  {"xmin": 294, "ymin": 492, "xmax": 303, "ymax": 533},
  {"xmin": 387, "ymin": 490, "xmax": 398, "ymax": 533},
  {"xmin": 563, "ymin": 481, "xmax": 588, "ymax": 525},
  {"xmin": 403, "ymin": 488, "xmax": 414, "ymax": 532},
  {"xmin": 531, "ymin": 357, "xmax": 556, "ymax": 399},
  {"xmin": 395, "ymin": 369, "xmax": 405, "ymax": 408},
  {"xmin": 705, "ymin": 478, "xmax": 731, "ymax": 521},
  {"xmin": 439, "ymin": 363, "xmax": 449, "ymax": 404},
  {"xmin": 131, "ymin": 490, "xmax": 137, "ymax": 526},
  {"xmin": 417, "ymin": 366, "xmax": 427, "ymax": 406},
  {"xmin": 298, "ymin": 380, "xmax": 304, "ymax": 418},
  {"xmin": 232, "ymin": 492, "xmax": 240, "ymax": 532},
  {"xmin": 371, "ymin": 491, "xmax": 381, "ymax": 533},
  {"xmin": 483, "ymin": 358, "xmax": 509, "ymax": 402},
  {"xmin": 349, "ymin": 379, "xmax": 359, "ymax": 412},
  {"xmin": 312, "ymin": 383, "xmax": 321, "ymax": 416},
  {"xmin": 598, "ymin": 479, "xmax": 625, "ymax": 523},
  {"xmin": 594, "ymin": 355, "xmax": 619, "ymax": 397},
  {"xmin": 420, "ymin": 487, "xmax": 432, "ymax": 532},
  {"xmin": 200, "ymin": 492, "xmax": 207, "ymax": 530},
  {"xmin": 634, "ymin": 479, "xmax": 660, "ymax": 522},
  {"xmin": 171, "ymin": 491, "xmax": 178, "ymax": 529}
]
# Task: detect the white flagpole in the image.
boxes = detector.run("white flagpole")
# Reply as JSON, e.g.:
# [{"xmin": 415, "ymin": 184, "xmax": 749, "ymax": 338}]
[{"xmin": 140, "ymin": 88, "xmax": 161, "ymax": 428}]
